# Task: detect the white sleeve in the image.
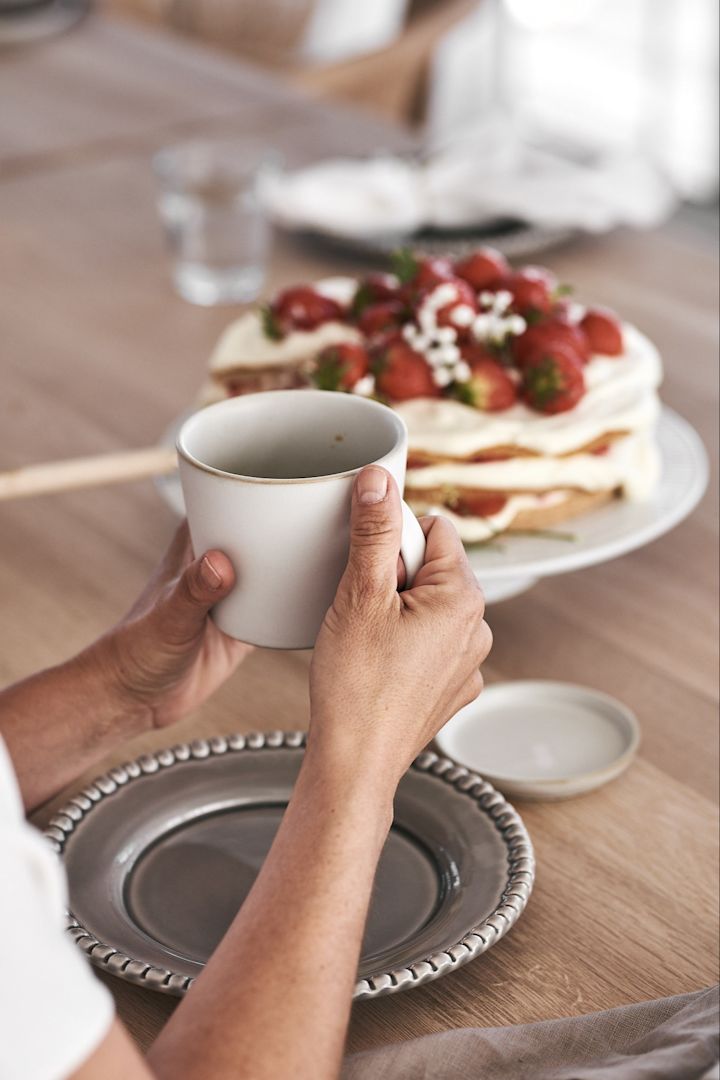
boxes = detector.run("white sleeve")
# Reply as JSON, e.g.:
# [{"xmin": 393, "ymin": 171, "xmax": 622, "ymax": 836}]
[{"xmin": 0, "ymin": 738, "xmax": 115, "ymax": 1080}]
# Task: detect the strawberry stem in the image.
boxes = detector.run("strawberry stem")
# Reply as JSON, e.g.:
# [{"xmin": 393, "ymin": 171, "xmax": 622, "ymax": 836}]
[
  {"xmin": 260, "ymin": 304, "xmax": 283, "ymax": 341},
  {"xmin": 523, "ymin": 356, "xmax": 563, "ymax": 407},
  {"xmin": 390, "ymin": 248, "xmax": 419, "ymax": 284},
  {"xmin": 350, "ymin": 281, "xmax": 374, "ymax": 318},
  {"xmin": 312, "ymin": 350, "xmax": 344, "ymax": 391}
]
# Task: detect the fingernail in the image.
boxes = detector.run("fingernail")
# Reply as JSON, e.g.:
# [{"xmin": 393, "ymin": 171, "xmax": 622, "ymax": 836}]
[
  {"xmin": 356, "ymin": 466, "xmax": 388, "ymax": 505},
  {"xmin": 200, "ymin": 555, "xmax": 223, "ymax": 590}
]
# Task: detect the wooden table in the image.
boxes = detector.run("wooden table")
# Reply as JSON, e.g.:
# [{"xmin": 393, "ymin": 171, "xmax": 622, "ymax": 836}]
[{"xmin": 1, "ymin": 12, "xmax": 718, "ymax": 1058}]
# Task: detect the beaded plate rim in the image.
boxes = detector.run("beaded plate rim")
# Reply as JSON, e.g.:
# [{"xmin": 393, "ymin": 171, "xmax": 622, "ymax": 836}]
[{"xmin": 44, "ymin": 731, "xmax": 535, "ymax": 1000}]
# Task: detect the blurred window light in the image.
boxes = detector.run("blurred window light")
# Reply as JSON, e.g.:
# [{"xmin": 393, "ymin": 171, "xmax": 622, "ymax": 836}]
[
  {"xmin": 506, "ymin": 0, "xmax": 650, "ymax": 148},
  {"xmin": 300, "ymin": 0, "xmax": 410, "ymax": 62},
  {"xmin": 503, "ymin": 0, "xmax": 602, "ymax": 31},
  {"xmin": 427, "ymin": 0, "xmax": 718, "ymax": 201}
]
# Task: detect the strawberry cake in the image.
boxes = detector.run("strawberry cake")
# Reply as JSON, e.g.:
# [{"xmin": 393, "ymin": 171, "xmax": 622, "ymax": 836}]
[{"xmin": 203, "ymin": 249, "xmax": 663, "ymax": 542}]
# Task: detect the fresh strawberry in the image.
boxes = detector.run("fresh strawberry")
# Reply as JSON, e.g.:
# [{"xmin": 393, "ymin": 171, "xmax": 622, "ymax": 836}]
[
  {"xmin": 351, "ymin": 273, "xmax": 400, "ymax": 316},
  {"xmin": 412, "ymin": 255, "xmax": 455, "ymax": 291},
  {"xmin": 370, "ymin": 326, "xmax": 406, "ymax": 353},
  {"xmin": 374, "ymin": 340, "xmax": 439, "ymax": 401},
  {"xmin": 428, "ymin": 279, "xmax": 478, "ymax": 338},
  {"xmin": 358, "ymin": 300, "xmax": 406, "ymax": 338},
  {"xmin": 270, "ymin": 286, "xmax": 344, "ymax": 334},
  {"xmin": 501, "ymin": 266, "xmax": 557, "ymax": 316},
  {"xmin": 580, "ymin": 306, "xmax": 624, "ymax": 355},
  {"xmin": 407, "ymin": 454, "xmax": 431, "ymax": 470},
  {"xmin": 459, "ymin": 341, "xmax": 502, "ymax": 366},
  {"xmin": 452, "ymin": 492, "xmax": 508, "ymax": 518},
  {"xmin": 521, "ymin": 346, "xmax": 586, "ymax": 414},
  {"xmin": 552, "ymin": 297, "xmax": 574, "ymax": 320},
  {"xmin": 454, "ymin": 247, "xmax": 509, "ymax": 291},
  {"xmin": 513, "ymin": 316, "xmax": 590, "ymax": 367},
  {"xmin": 392, "ymin": 250, "xmax": 455, "ymax": 301},
  {"xmin": 313, "ymin": 343, "xmax": 369, "ymax": 391},
  {"xmin": 462, "ymin": 357, "xmax": 518, "ymax": 411}
]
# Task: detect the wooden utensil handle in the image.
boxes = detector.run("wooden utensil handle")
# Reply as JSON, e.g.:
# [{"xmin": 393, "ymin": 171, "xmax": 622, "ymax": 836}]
[{"xmin": 0, "ymin": 446, "xmax": 178, "ymax": 501}]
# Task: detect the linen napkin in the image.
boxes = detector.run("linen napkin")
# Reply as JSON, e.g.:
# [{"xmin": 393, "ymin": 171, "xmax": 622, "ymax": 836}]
[
  {"xmin": 342, "ymin": 985, "xmax": 719, "ymax": 1080},
  {"xmin": 264, "ymin": 121, "xmax": 675, "ymax": 238}
]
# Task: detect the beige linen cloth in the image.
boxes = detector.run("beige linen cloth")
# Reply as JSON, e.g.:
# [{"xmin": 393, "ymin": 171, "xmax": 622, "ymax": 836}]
[{"xmin": 343, "ymin": 986, "xmax": 719, "ymax": 1080}]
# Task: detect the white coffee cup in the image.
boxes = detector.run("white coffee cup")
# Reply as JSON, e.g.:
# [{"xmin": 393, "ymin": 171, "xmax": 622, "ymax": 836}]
[{"xmin": 177, "ymin": 389, "xmax": 426, "ymax": 649}]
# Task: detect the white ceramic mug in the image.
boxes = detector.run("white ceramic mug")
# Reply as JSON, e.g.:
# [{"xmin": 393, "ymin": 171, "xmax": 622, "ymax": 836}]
[{"xmin": 177, "ymin": 389, "xmax": 426, "ymax": 649}]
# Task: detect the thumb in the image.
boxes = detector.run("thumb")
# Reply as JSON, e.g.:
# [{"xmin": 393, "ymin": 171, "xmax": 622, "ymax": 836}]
[
  {"xmin": 343, "ymin": 465, "xmax": 402, "ymax": 596},
  {"xmin": 158, "ymin": 551, "xmax": 235, "ymax": 643}
]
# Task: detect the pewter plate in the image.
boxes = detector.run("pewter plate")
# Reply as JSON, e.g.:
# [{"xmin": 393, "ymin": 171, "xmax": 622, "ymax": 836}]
[
  {"xmin": 46, "ymin": 732, "xmax": 534, "ymax": 1000},
  {"xmin": 0, "ymin": 0, "xmax": 89, "ymax": 47},
  {"xmin": 290, "ymin": 221, "xmax": 576, "ymax": 262}
]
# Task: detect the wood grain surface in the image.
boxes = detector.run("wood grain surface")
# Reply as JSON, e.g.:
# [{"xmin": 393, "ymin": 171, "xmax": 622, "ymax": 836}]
[{"xmin": 1, "ymin": 12, "xmax": 717, "ymax": 1058}]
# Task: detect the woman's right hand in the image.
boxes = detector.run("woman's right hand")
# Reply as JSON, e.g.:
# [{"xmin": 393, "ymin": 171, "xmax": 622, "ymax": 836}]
[{"xmin": 309, "ymin": 464, "xmax": 492, "ymax": 794}]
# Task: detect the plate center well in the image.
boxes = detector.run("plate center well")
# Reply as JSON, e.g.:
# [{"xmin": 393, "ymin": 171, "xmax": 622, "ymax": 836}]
[{"xmin": 125, "ymin": 803, "xmax": 442, "ymax": 965}]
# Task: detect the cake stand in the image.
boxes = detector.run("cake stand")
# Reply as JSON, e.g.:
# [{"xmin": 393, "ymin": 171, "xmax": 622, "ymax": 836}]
[{"xmin": 157, "ymin": 406, "xmax": 708, "ymax": 606}]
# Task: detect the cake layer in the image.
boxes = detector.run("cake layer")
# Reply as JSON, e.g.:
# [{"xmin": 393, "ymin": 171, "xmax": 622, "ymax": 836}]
[
  {"xmin": 209, "ymin": 277, "xmax": 359, "ymax": 376},
  {"xmin": 405, "ymin": 432, "xmax": 660, "ymax": 502},
  {"xmin": 203, "ymin": 269, "xmax": 664, "ymax": 540},
  {"xmin": 395, "ymin": 325, "xmax": 662, "ymax": 457},
  {"xmin": 406, "ymin": 431, "xmax": 628, "ymax": 466},
  {"xmin": 407, "ymin": 490, "xmax": 617, "ymax": 543}
]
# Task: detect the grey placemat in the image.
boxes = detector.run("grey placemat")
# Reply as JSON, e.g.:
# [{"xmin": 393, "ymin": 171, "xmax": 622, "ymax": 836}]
[{"xmin": 343, "ymin": 985, "xmax": 719, "ymax": 1080}]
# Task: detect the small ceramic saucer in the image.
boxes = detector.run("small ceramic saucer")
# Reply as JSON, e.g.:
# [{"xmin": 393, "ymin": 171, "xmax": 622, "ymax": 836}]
[{"xmin": 435, "ymin": 681, "xmax": 640, "ymax": 800}]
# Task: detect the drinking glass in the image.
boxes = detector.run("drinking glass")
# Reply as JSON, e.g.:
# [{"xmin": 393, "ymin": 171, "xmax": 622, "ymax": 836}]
[{"xmin": 153, "ymin": 139, "xmax": 277, "ymax": 306}]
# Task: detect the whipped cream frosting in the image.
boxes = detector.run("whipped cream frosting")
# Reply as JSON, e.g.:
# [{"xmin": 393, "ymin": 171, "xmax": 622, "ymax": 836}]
[
  {"xmin": 210, "ymin": 277, "xmax": 360, "ymax": 373},
  {"xmin": 314, "ymin": 276, "xmax": 359, "ymax": 306},
  {"xmin": 207, "ymin": 281, "xmax": 662, "ymax": 518},
  {"xmin": 409, "ymin": 492, "xmax": 571, "ymax": 543},
  {"xmin": 396, "ymin": 325, "xmax": 662, "ymax": 457},
  {"xmin": 205, "ymin": 275, "xmax": 663, "ymax": 537},
  {"xmin": 406, "ymin": 430, "xmax": 661, "ymax": 500}
]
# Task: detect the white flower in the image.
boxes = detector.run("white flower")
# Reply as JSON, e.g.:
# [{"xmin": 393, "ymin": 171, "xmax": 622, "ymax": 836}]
[
  {"xmin": 416, "ymin": 283, "xmax": 460, "ymax": 333},
  {"xmin": 432, "ymin": 367, "xmax": 453, "ymax": 388},
  {"xmin": 427, "ymin": 342, "xmax": 460, "ymax": 367},
  {"xmin": 493, "ymin": 290, "xmax": 513, "ymax": 313},
  {"xmin": 396, "ymin": 283, "xmax": 477, "ymax": 390},
  {"xmin": 506, "ymin": 315, "xmax": 527, "ymax": 336},
  {"xmin": 472, "ymin": 290, "xmax": 526, "ymax": 345},
  {"xmin": 450, "ymin": 303, "xmax": 476, "ymax": 328},
  {"xmin": 424, "ymin": 283, "xmax": 460, "ymax": 312}
]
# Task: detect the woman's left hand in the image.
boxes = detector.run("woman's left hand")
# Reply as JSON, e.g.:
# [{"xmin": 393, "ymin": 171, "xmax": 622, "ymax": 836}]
[{"xmin": 97, "ymin": 522, "xmax": 251, "ymax": 728}]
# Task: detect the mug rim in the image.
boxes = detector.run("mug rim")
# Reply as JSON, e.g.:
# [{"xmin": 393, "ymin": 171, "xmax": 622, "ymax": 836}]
[{"xmin": 176, "ymin": 388, "xmax": 408, "ymax": 485}]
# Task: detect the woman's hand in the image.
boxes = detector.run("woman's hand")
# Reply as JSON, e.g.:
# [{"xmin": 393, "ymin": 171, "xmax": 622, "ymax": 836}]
[
  {"xmin": 2, "ymin": 522, "xmax": 250, "ymax": 809},
  {"xmin": 97, "ymin": 522, "xmax": 251, "ymax": 728},
  {"xmin": 309, "ymin": 465, "xmax": 492, "ymax": 793}
]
